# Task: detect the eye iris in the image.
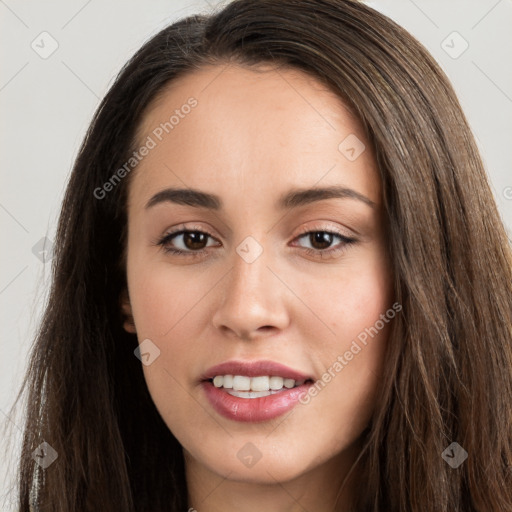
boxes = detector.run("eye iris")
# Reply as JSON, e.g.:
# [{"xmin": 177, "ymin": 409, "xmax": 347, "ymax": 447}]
[
  {"xmin": 184, "ymin": 231, "xmax": 207, "ymax": 250},
  {"xmin": 310, "ymin": 232, "xmax": 333, "ymax": 250}
]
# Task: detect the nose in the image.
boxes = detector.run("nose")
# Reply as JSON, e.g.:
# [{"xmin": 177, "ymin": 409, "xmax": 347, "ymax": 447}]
[{"xmin": 211, "ymin": 243, "xmax": 290, "ymax": 341}]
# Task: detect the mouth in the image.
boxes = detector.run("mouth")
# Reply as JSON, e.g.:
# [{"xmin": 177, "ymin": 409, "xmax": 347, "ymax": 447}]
[{"xmin": 200, "ymin": 360, "xmax": 315, "ymax": 422}]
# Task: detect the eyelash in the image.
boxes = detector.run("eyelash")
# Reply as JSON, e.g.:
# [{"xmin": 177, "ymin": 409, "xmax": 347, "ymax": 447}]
[{"xmin": 154, "ymin": 225, "xmax": 357, "ymax": 260}]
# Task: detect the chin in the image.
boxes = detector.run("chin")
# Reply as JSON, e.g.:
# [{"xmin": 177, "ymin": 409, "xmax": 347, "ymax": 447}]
[
  {"xmin": 191, "ymin": 440, "xmax": 320, "ymax": 484},
  {"xmin": 216, "ymin": 460, "xmax": 309, "ymax": 485}
]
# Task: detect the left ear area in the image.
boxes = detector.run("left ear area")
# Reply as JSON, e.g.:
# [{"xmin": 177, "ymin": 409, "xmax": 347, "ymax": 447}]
[{"xmin": 120, "ymin": 287, "xmax": 137, "ymax": 334}]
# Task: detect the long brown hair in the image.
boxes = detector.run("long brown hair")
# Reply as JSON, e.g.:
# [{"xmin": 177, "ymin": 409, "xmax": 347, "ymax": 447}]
[{"xmin": 5, "ymin": 0, "xmax": 512, "ymax": 510}]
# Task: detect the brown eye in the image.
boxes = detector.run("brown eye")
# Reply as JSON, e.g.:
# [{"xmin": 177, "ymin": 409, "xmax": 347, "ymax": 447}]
[
  {"xmin": 295, "ymin": 230, "xmax": 353, "ymax": 251},
  {"xmin": 180, "ymin": 231, "xmax": 209, "ymax": 250},
  {"xmin": 293, "ymin": 229, "xmax": 357, "ymax": 260},
  {"xmin": 307, "ymin": 232, "xmax": 335, "ymax": 250},
  {"xmin": 157, "ymin": 229, "xmax": 219, "ymax": 256}
]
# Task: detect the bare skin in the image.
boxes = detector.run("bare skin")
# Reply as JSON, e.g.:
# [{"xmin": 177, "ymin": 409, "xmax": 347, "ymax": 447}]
[{"xmin": 121, "ymin": 63, "xmax": 394, "ymax": 512}]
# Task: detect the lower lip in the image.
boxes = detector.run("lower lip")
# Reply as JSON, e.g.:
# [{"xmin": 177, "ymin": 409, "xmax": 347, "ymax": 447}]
[{"xmin": 202, "ymin": 381, "xmax": 313, "ymax": 422}]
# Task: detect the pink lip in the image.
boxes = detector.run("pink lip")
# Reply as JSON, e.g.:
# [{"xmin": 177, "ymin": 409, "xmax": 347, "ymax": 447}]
[{"xmin": 200, "ymin": 360, "xmax": 315, "ymax": 423}]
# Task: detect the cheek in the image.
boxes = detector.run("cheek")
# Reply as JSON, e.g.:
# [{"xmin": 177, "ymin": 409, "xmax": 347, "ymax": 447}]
[
  {"xmin": 127, "ymin": 254, "xmax": 221, "ymax": 408},
  {"xmin": 128, "ymin": 258, "xmax": 208, "ymax": 338},
  {"xmin": 308, "ymin": 249, "xmax": 393, "ymax": 345},
  {"xmin": 129, "ymin": 266, "xmax": 207, "ymax": 376},
  {"xmin": 297, "ymin": 250, "xmax": 393, "ymax": 417},
  {"xmin": 129, "ymin": 264, "xmax": 209, "ymax": 432},
  {"xmin": 125, "ymin": 244, "xmax": 197, "ymax": 364}
]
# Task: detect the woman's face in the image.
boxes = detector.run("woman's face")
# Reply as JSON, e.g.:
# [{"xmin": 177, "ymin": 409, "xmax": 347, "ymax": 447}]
[{"xmin": 123, "ymin": 63, "xmax": 394, "ymax": 484}]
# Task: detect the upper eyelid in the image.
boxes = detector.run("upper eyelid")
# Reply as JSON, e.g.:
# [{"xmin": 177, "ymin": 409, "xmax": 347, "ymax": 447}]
[{"xmin": 163, "ymin": 225, "xmax": 348, "ymax": 241}]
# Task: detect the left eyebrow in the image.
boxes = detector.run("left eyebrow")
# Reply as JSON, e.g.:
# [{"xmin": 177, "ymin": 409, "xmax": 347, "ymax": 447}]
[
  {"xmin": 144, "ymin": 185, "xmax": 376, "ymax": 211},
  {"xmin": 277, "ymin": 185, "xmax": 376, "ymax": 210}
]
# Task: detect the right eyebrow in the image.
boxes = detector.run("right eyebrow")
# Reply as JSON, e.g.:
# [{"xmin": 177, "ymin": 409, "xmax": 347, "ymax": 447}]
[{"xmin": 145, "ymin": 188, "xmax": 221, "ymax": 210}]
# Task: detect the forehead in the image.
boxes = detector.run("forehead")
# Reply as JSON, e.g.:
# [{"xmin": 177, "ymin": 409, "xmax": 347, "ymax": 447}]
[{"xmin": 129, "ymin": 63, "xmax": 380, "ymax": 211}]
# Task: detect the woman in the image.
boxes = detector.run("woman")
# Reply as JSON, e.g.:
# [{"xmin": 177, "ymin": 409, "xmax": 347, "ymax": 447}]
[{"xmin": 8, "ymin": 0, "xmax": 512, "ymax": 510}]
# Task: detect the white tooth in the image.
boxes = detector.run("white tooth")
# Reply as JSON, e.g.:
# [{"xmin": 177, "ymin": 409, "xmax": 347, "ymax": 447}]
[
  {"xmin": 269, "ymin": 376, "xmax": 284, "ymax": 390},
  {"xmin": 223, "ymin": 375, "xmax": 234, "ymax": 389},
  {"xmin": 232, "ymin": 375, "xmax": 251, "ymax": 391},
  {"xmin": 213, "ymin": 375, "xmax": 224, "ymax": 388},
  {"xmin": 283, "ymin": 378, "xmax": 295, "ymax": 389},
  {"xmin": 295, "ymin": 380, "xmax": 305, "ymax": 386},
  {"xmin": 251, "ymin": 376, "xmax": 270, "ymax": 392}
]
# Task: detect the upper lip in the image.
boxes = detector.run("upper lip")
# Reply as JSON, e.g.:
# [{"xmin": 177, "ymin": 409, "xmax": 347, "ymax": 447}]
[{"xmin": 201, "ymin": 360, "xmax": 314, "ymax": 382}]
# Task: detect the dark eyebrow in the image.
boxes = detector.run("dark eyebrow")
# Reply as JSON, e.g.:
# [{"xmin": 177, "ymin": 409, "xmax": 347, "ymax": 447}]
[
  {"xmin": 279, "ymin": 185, "xmax": 376, "ymax": 209},
  {"xmin": 146, "ymin": 188, "xmax": 221, "ymax": 210},
  {"xmin": 145, "ymin": 185, "xmax": 375, "ymax": 210}
]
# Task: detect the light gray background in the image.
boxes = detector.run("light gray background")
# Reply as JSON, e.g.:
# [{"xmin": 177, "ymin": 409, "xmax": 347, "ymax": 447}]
[{"xmin": 1, "ymin": 0, "xmax": 511, "ymax": 508}]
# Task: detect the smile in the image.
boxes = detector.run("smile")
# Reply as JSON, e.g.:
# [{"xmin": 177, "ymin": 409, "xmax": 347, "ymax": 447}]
[{"xmin": 201, "ymin": 360, "xmax": 315, "ymax": 422}]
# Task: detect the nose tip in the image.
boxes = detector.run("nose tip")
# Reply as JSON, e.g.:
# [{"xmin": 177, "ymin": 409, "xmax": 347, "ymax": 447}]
[
  {"xmin": 213, "ymin": 297, "xmax": 286, "ymax": 341},
  {"xmin": 211, "ymin": 256, "xmax": 289, "ymax": 340}
]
